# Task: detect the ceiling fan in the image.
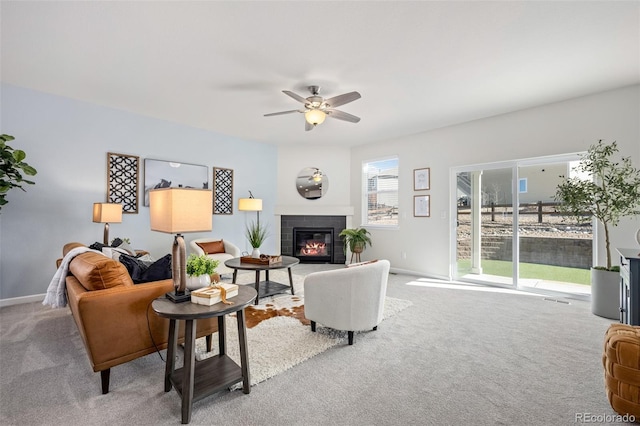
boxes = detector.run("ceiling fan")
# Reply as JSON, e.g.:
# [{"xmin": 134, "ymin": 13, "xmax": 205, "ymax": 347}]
[{"xmin": 264, "ymin": 86, "xmax": 361, "ymax": 131}]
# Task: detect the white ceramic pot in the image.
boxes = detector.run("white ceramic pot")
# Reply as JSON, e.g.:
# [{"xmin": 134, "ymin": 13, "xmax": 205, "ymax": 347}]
[
  {"xmin": 251, "ymin": 247, "xmax": 261, "ymax": 258},
  {"xmin": 591, "ymin": 268, "xmax": 620, "ymax": 320},
  {"xmin": 186, "ymin": 274, "xmax": 211, "ymax": 291}
]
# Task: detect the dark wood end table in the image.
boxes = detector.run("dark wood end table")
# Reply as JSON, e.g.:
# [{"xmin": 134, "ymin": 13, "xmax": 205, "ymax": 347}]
[
  {"xmin": 224, "ymin": 256, "xmax": 300, "ymax": 305},
  {"xmin": 152, "ymin": 285, "xmax": 257, "ymax": 424}
]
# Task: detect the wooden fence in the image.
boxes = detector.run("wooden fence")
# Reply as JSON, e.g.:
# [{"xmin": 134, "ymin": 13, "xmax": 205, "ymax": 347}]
[{"xmin": 457, "ymin": 201, "xmax": 590, "ymax": 223}]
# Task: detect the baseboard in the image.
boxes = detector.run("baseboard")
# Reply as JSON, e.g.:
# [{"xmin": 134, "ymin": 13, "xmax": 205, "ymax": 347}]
[
  {"xmin": 0, "ymin": 293, "xmax": 45, "ymax": 308},
  {"xmin": 389, "ymin": 267, "xmax": 451, "ymax": 282}
]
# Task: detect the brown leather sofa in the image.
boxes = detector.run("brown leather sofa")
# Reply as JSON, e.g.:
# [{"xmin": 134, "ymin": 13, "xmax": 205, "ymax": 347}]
[{"xmin": 58, "ymin": 243, "xmax": 218, "ymax": 394}]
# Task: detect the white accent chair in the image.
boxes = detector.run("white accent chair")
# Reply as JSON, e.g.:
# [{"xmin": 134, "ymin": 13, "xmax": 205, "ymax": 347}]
[
  {"xmin": 303, "ymin": 259, "xmax": 390, "ymax": 345},
  {"xmin": 189, "ymin": 238, "xmax": 242, "ymax": 277}
]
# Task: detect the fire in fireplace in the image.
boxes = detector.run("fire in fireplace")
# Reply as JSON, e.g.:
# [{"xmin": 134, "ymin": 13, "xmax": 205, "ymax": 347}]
[{"xmin": 293, "ymin": 227, "xmax": 333, "ymax": 263}]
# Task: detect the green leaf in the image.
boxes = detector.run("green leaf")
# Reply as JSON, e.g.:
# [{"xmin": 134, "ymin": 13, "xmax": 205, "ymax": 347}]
[{"xmin": 12, "ymin": 150, "xmax": 26, "ymax": 163}]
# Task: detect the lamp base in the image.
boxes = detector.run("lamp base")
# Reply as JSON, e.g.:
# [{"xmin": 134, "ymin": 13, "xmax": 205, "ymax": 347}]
[{"xmin": 165, "ymin": 290, "xmax": 191, "ymax": 303}]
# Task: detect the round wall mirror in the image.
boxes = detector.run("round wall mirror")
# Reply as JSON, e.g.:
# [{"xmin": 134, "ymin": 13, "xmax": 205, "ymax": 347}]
[{"xmin": 296, "ymin": 167, "xmax": 329, "ymax": 200}]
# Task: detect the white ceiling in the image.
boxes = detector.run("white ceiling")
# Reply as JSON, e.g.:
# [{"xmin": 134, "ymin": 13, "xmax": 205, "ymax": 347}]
[{"xmin": 2, "ymin": 1, "xmax": 639, "ymax": 147}]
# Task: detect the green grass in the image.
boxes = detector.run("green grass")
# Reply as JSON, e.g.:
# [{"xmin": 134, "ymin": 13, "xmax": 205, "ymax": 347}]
[{"xmin": 457, "ymin": 259, "xmax": 591, "ymax": 286}]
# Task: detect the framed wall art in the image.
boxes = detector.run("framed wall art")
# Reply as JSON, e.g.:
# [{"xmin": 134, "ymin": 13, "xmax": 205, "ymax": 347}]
[
  {"xmin": 107, "ymin": 152, "xmax": 139, "ymax": 214},
  {"xmin": 414, "ymin": 167, "xmax": 430, "ymax": 191},
  {"xmin": 143, "ymin": 159, "xmax": 209, "ymax": 206},
  {"xmin": 414, "ymin": 195, "xmax": 430, "ymax": 217},
  {"xmin": 213, "ymin": 167, "xmax": 234, "ymax": 215}
]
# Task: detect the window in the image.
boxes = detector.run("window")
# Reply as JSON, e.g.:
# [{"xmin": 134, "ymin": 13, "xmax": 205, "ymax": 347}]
[
  {"xmin": 518, "ymin": 178, "xmax": 527, "ymax": 193},
  {"xmin": 363, "ymin": 157, "xmax": 399, "ymax": 226}
]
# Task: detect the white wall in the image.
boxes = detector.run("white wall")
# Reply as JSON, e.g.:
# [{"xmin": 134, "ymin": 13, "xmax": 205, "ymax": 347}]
[
  {"xmin": 276, "ymin": 144, "xmax": 351, "ymax": 209},
  {"xmin": 351, "ymin": 85, "xmax": 640, "ymax": 279},
  {"xmin": 0, "ymin": 84, "xmax": 278, "ymax": 301}
]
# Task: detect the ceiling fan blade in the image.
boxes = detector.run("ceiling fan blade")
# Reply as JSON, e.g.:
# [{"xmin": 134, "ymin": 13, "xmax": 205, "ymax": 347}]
[
  {"xmin": 283, "ymin": 90, "xmax": 308, "ymax": 104},
  {"xmin": 264, "ymin": 110, "xmax": 301, "ymax": 117},
  {"xmin": 305, "ymin": 120, "xmax": 314, "ymax": 131},
  {"xmin": 326, "ymin": 109, "xmax": 361, "ymax": 123},
  {"xmin": 324, "ymin": 91, "xmax": 361, "ymax": 108}
]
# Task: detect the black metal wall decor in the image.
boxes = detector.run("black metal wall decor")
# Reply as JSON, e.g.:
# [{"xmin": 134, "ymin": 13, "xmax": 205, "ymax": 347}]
[
  {"xmin": 213, "ymin": 167, "xmax": 234, "ymax": 215},
  {"xmin": 107, "ymin": 152, "xmax": 139, "ymax": 214}
]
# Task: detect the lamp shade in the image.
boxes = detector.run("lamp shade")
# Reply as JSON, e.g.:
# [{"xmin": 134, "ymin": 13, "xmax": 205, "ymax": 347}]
[
  {"xmin": 305, "ymin": 109, "xmax": 326, "ymax": 125},
  {"xmin": 238, "ymin": 198, "xmax": 263, "ymax": 212},
  {"xmin": 93, "ymin": 203, "xmax": 122, "ymax": 223},
  {"xmin": 149, "ymin": 188, "xmax": 212, "ymax": 234}
]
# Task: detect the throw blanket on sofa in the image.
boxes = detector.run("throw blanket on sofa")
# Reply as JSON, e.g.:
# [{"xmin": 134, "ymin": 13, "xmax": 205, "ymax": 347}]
[{"xmin": 43, "ymin": 247, "xmax": 103, "ymax": 308}]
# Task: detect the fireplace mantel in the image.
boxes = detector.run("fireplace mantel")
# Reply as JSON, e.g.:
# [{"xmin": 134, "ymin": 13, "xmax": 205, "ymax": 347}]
[{"xmin": 274, "ymin": 205, "xmax": 354, "ymax": 217}]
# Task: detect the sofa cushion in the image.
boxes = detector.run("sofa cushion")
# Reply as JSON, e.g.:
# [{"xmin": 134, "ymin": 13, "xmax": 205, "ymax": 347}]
[
  {"xmin": 196, "ymin": 240, "xmax": 226, "ymax": 254},
  {"xmin": 119, "ymin": 253, "xmax": 173, "ymax": 284},
  {"xmin": 69, "ymin": 252, "xmax": 133, "ymax": 291}
]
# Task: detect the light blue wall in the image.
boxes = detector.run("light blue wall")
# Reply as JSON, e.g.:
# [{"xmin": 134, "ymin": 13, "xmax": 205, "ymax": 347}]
[{"xmin": 0, "ymin": 84, "xmax": 278, "ymax": 300}]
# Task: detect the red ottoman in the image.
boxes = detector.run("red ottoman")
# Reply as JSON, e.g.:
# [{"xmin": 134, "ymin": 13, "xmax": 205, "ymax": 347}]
[{"xmin": 603, "ymin": 324, "xmax": 640, "ymax": 420}]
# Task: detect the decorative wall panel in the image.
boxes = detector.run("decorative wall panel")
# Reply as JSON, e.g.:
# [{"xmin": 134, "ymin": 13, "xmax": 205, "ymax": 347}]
[
  {"xmin": 107, "ymin": 152, "xmax": 139, "ymax": 214},
  {"xmin": 213, "ymin": 167, "xmax": 234, "ymax": 215}
]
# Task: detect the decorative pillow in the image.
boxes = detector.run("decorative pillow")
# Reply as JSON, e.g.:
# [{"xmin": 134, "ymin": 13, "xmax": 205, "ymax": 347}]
[
  {"xmin": 346, "ymin": 259, "xmax": 379, "ymax": 268},
  {"xmin": 196, "ymin": 240, "xmax": 226, "ymax": 255},
  {"xmin": 119, "ymin": 253, "xmax": 172, "ymax": 284},
  {"xmin": 69, "ymin": 252, "xmax": 133, "ymax": 290}
]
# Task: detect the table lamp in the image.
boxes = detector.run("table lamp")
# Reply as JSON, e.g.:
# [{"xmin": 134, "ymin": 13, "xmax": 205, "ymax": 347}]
[
  {"xmin": 238, "ymin": 191, "xmax": 263, "ymax": 225},
  {"xmin": 93, "ymin": 203, "xmax": 123, "ymax": 245},
  {"xmin": 149, "ymin": 188, "xmax": 213, "ymax": 303}
]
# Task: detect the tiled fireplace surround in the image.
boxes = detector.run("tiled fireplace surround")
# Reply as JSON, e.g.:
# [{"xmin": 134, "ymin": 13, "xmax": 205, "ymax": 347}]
[{"xmin": 275, "ymin": 206, "xmax": 353, "ymax": 265}]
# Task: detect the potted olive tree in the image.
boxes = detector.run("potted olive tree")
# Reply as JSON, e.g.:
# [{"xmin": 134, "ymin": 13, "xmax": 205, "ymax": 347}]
[
  {"xmin": 339, "ymin": 227, "xmax": 372, "ymax": 263},
  {"xmin": 0, "ymin": 134, "xmax": 37, "ymax": 211},
  {"xmin": 555, "ymin": 140, "xmax": 640, "ymax": 319}
]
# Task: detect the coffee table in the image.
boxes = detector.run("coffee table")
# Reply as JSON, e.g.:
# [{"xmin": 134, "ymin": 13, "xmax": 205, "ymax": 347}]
[
  {"xmin": 152, "ymin": 285, "xmax": 257, "ymax": 424},
  {"xmin": 224, "ymin": 256, "xmax": 300, "ymax": 304}
]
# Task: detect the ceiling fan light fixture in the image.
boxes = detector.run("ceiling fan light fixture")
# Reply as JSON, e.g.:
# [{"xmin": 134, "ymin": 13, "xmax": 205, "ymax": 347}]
[{"xmin": 305, "ymin": 109, "xmax": 326, "ymax": 126}]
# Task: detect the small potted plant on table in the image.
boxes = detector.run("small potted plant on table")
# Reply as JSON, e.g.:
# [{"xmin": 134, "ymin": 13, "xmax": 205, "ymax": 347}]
[
  {"xmin": 246, "ymin": 221, "xmax": 269, "ymax": 258},
  {"xmin": 186, "ymin": 254, "xmax": 220, "ymax": 290}
]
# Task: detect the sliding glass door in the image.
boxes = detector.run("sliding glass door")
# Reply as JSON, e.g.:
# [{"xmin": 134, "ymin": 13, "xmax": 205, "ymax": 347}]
[
  {"xmin": 456, "ymin": 166, "xmax": 514, "ymax": 287},
  {"xmin": 453, "ymin": 154, "xmax": 590, "ymax": 297}
]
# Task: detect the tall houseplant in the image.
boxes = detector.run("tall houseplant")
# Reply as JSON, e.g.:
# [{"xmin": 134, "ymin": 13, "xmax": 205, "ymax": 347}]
[
  {"xmin": 0, "ymin": 134, "xmax": 37, "ymax": 211},
  {"xmin": 339, "ymin": 227, "xmax": 372, "ymax": 263},
  {"xmin": 555, "ymin": 140, "xmax": 640, "ymax": 318}
]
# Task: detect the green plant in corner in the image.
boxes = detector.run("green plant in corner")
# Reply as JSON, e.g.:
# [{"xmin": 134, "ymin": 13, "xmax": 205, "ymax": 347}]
[
  {"xmin": 0, "ymin": 134, "xmax": 37, "ymax": 211},
  {"xmin": 245, "ymin": 221, "xmax": 269, "ymax": 249},
  {"xmin": 339, "ymin": 227, "xmax": 372, "ymax": 255},
  {"xmin": 554, "ymin": 140, "xmax": 640, "ymax": 271},
  {"xmin": 186, "ymin": 254, "xmax": 219, "ymax": 277}
]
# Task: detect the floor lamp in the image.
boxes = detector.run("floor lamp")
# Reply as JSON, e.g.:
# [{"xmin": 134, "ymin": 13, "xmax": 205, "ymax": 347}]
[
  {"xmin": 238, "ymin": 191, "xmax": 262, "ymax": 225},
  {"xmin": 149, "ymin": 188, "xmax": 213, "ymax": 303},
  {"xmin": 93, "ymin": 203, "xmax": 123, "ymax": 245}
]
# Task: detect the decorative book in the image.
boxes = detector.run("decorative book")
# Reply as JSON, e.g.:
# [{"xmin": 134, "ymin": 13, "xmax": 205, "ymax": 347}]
[{"xmin": 190, "ymin": 283, "xmax": 239, "ymax": 306}]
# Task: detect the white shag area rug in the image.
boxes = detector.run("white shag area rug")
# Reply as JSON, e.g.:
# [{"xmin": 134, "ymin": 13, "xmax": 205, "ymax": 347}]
[{"xmin": 190, "ymin": 271, "xmax": 412, "ymax": 389}]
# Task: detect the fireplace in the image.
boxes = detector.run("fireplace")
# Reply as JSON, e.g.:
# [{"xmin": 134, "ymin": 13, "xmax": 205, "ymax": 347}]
[
  {"xmin": 281, "ymin": 215, "xmax": 346, "ymax": 264},
  {"xmin": 293, "ymin": 227, "xmax": 334, "ymax": 263}
]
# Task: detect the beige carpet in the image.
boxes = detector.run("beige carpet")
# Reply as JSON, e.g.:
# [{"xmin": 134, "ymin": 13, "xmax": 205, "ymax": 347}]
[{"xmin": 192, "ymin": 271, "xmax": 412, "ymax": 389}]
